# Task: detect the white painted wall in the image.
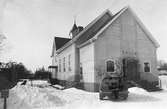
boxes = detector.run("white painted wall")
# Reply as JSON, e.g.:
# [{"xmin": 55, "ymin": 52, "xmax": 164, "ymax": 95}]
[
  {"xmin": 55, "ymin": 44, "xmax": 75, "ymax": 81},
  {"xmin": 51, "ymin": 56, "xmax": 57, "ymax": 78},
  {"xmin": 94, "ymin": 9, "xmax": 158, "ymax": 85},
  {"xmin": 80, "ymin": 43, "xmax": 95, "ymax": 85}
]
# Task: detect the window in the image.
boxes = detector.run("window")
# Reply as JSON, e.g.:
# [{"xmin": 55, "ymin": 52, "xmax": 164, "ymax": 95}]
[
  {"xmin": 68, "ymin": 54, "xmax": 71, "ymax": 71},
  {"xmin": 63, "ymin": 57, "xmax": 66, "ymax": 72},
  {"xmin": 59, "ymin": 59, "xmax": 61, "ymax": 72},
  {"xmin": 106, "ymin": 60, "xmax": 115, "ymax": 72},
  {"xmin": 144, "ymin": 62, "xmax": 150, "ymax": 72},
  {"xmin": 55, "ymin": 57, "xmax": 57, "ymax": 63},
  {"xmin": 80, "ymin": 63, "xmax": 83, "ymax": 80}
]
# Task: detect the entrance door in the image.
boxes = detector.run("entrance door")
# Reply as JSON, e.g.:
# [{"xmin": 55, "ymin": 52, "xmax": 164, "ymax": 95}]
[{"xmin": 123, "ymin": 58, "xmax": 139, "ymax": 82}]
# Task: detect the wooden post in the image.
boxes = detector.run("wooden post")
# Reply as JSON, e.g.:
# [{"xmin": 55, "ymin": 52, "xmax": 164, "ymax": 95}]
[
  {"xmin": 4, "ymin": 97, "xmax": 7, "ymax": 109},
  {"xmin": 1, "ymin": 89, "xmax": 9, "ymax": 109}
]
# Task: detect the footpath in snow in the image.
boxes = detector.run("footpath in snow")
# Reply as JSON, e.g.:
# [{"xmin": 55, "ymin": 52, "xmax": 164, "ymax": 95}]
[{"xmin": 0, "ymin": 76, "xmax": 167, "ymax": 109}]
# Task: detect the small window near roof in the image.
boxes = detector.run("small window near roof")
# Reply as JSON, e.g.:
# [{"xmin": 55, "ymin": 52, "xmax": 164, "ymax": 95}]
[
  {"xmin": 106, "ymin": 60, "xmax": 115, "ymax": 72},
  {"xmin": 144, "ymin": 62, "xmax": 150, "ymax": 72}
]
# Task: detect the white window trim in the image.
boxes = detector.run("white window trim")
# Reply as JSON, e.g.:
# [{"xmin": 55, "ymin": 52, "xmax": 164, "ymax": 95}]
[
  {"xmin": 63, "ymin": 57, "xmax": 66, "ymax": 72},
  {"xmin": 59, "ymin": 59, "xmax": 61, "ymax": 72},
  {"xmin": 143, "ymin": 62, "xmax": 151, "ymax": 73},
  {"xmin": 68, "ymin": 54, "xmax": 72, "ymax": 71},
  {"xmin": 105, "ymin": 59, "xmax": 116, "ymax": 73}
]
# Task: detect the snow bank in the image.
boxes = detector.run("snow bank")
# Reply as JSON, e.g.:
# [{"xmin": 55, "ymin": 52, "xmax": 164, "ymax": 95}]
[
  {"xmin": 159, "ymin": 75, "xmax": 167, "ymax": 89},
  {"xmin": 0, "ymin": 84, "xmax": 66, "ymax": 109},
  {"xmin": 1, "ymin": 80, "xmax": 167, "ymax": 109},
  {"xmin": 53, "ymin": 84, "xmax": 64, "ymax": 90},
  {"xmin": 128, "ymin": 87, "xmax": 149, "ymax": 95},
  {"xmin": 64, "ymin": 88, "xmax": 91, "ymax": 94}
]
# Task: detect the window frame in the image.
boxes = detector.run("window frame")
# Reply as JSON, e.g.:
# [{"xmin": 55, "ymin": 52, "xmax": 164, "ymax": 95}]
[
  {"xmin": 63, "ymin": 57, "xmax": 66, "ymax": 72},
  {"xmin": 68, "ymin": 54, "xmax": 72, "ymax": 71},
  {"xmin": 105, "ymin": 59, "xmax": 116, "ymax": 73},
  {"xmin": 144, "ymin": 62, "xmax": 151, "ymax": 73},
  {"xmin": 59, "ymin": 59, "xmax": 61, "ymax": 72}
]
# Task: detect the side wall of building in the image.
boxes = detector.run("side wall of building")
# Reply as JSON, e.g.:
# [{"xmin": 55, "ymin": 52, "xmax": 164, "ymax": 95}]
[
  {"xmin": 56, "ymin": 44, "xmax": 76, "ymax": 81},
  {"xmin": 94, "ymin": 9, "xmax": 158, "ymax": 91},
  {"xmin": 51, "ymin": 56, "xmax": 57, "ymax": 78},
  {"xmin": 79, "ymin": 43, "xmax": 95, "ymax": 91},
  {"xmin": 120, "ymin": 9, "xmax": 158, "ymax": 82},
  {"xmin": 94, "ymin": 17, "xmax": 122, "ymax": 91}
]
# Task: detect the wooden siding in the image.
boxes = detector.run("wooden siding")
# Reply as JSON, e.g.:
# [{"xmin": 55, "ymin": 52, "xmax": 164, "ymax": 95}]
[
  {"xmin": 136, "ymin": 23, "xmax": 158, "ymax": 81},
  {"xmin": 120, "ymin": 10, "xmax": 137, "ymax": 58},
  {"xmin": 94, "ymin": 9, "xmax": 158, "ymax": 86},
  {"xmin": 120, "ymin": 9, "xmax": 158, "ymax": 82},
  {"xmin": 94, "ymin": 18, "xmax": 121, "ymax": 84},
  {"xmin": 51, "ymin": 56, "xmax": 57, "ymax": 78},
  {"xmin": 55, "ymin": 44, "xmax": 76, "ymax": 81},
  {"xmin": 80, "ymin": 43, "xmax": 95, "ymax": 91}
]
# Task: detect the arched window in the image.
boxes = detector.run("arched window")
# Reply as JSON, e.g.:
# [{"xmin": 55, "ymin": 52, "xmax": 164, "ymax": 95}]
[
  {"xmin": 106, "ymin": 60, "xmax": 115, "ymax": 72},
  {"xmin": 144, "ymin": 62, "xmax": 150, "ymax": 72}
]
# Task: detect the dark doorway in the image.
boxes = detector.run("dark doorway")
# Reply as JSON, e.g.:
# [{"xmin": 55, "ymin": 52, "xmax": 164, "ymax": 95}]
[{"xmin": 123, "ymin": 58, "xmax": 139, "ymax": 82}]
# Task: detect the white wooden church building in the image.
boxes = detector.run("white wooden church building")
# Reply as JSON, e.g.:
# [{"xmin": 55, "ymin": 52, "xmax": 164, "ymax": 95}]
[{"xmin": 50, "ymin": 6, "xmax": 160, "ymax": 92}]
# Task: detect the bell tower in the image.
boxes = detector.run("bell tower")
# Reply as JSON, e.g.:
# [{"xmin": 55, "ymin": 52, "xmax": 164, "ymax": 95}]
[{"xmin": 69, "ymin": 17, "xmax": 84, "ymax": 38}]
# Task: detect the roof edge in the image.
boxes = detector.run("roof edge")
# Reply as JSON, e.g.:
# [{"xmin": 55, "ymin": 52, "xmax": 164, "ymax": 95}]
[
  {"xmin": 127, "ymin": 7, "xmax": 160, "ymax": 48},
  {"xmin": 92, "ymin": 6, "xmax": 159, "ymax": 48},
  {"xmin": 56, "ymin": 9, "xmax": 113, "ymax": 53}
]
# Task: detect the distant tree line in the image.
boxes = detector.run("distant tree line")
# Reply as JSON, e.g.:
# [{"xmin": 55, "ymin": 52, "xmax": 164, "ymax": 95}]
[
  {"xmin": 34, "ymin": 67, "xmax": 51, "ymax": 80},
  {"xmin": 158, "ymin": 60, "xmax": 167, "ymax": 71},
  {"xmin": 0, "ymin": 61, "xmax": 32, "ymax": 81},
  {"xmin": 0, "ymin": 61, "xmax": 32, "ymax": 89}
]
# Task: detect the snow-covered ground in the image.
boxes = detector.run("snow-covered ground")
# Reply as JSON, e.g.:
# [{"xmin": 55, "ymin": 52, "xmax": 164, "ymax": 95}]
[{"xmin": 0, "ymin": 76, "xmax": 167, "ymax": 109}]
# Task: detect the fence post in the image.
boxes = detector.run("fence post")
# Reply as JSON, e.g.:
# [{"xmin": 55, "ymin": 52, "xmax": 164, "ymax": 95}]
[{"xmin": 4, "ymin": 97, "xmax": 7, "ymax": 109}]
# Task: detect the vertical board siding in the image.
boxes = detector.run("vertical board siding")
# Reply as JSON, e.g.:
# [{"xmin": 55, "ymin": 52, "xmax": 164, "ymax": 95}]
[
  {"xmin": 136, "ymin": 23, "xmax": 158, "ymax": 81},
  {"xmin": 94, "ymin": 9, "xmax": 158, "ymax": 89},
  {"xmin": 56, "ymin": 44, "xmax": 75, "ymax": 81},
  {"xmin": 120, "ymin": 10, "xmax": 137, "ymax": 57},
  {"xmin": 94, "ymin": 18, "xmax": 121, "ymax": 85},
  {"xmin": 80, "ymin": 43, "xmax": 95, "ymax": 91}
]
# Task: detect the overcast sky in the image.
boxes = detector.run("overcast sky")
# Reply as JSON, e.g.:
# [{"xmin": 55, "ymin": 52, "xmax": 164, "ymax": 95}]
[{"xmin": 0, "ymin": 0, "xmax": 166, "ymax": 71}]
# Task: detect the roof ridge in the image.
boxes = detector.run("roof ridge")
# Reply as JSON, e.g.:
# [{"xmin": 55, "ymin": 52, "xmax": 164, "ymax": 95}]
[
  {"xmin": 54, "ymin": 36, "xmax": 71, "ymax": 39},
  {"xmin": 56, "ymin": 9, "xmax": 113, "ymax": 53}
]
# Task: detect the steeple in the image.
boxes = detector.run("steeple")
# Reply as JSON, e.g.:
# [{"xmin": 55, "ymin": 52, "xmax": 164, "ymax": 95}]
[{"xmin": 69, "ymin": 17, "xmax": 84, "ymax": 38}]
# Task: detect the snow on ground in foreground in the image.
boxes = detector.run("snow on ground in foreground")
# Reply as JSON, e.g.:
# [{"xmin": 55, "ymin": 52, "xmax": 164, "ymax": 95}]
[
  {"xmin": 53, "ymin": 84, "xmax": 65, "ymax": 90},
  {"xmin": 0, "ymin": 77, "xmax": 167, "ymax": 109}
]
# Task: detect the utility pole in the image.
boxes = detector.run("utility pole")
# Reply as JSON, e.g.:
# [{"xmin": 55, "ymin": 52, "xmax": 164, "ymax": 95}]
[
  {"xmin": 1, "ymin": 89, "xmax": 9, "ymax": 109},
  {"xmin": 4, "ymin": 97, "xmax": 7, "ymax": 109}
]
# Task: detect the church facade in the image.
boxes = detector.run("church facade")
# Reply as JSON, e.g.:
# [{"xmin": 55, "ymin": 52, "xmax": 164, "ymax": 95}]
[{"xmin": 50, "ymin": 6, "xmax": 160, "ymax": 92}]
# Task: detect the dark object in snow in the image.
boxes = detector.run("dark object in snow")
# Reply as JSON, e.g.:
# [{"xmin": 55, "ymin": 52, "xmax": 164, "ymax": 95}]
[
  {"xmin": 21, "ymin": 80, "xmax": 27, "ymax": 85},
  {"xmin": 99, "ymin": 73, "xmax": 129, "ymax": 100},
  {"xmin": 0, "ymin": 62, "xmax": 17, "ymax": 90}
]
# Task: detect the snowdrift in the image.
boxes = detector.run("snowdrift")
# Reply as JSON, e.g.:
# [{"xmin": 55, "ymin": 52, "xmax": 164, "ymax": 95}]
[
  {"xmin": 0, "ymin": 78, "xmax": 167, "ymax": 109},
  {"xmin": 159, "ymin": 75, "xmax": 167, "ymax": 89}
]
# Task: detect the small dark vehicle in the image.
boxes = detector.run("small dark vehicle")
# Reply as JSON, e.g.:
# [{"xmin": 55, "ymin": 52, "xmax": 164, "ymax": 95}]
[{"xmin": 99, "ymin": 73, "xmax": 129, "ymax": 100}]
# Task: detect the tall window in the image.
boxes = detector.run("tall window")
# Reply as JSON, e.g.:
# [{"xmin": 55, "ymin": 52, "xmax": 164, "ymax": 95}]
[
  {"xmin": 106, "ymin": 60, "xmax": 115, "ymax": 72},
  {"xmin": 59, "ymin": 59, "xmax": 61, "ymax": 72},
  {"xmin": 68, "ymin": 54, "xmax": 71, "ymax": 71},
  {"xmin": 63, "ymin": 57, "xmax": 66, "ymax": 72},
  {"xmin": 55, "ymin": 57, "xmax": 57, "ymax": 63},
  {"xmin": 144, "ymin": 62, "xmax": 150, "ymax": 72}
]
